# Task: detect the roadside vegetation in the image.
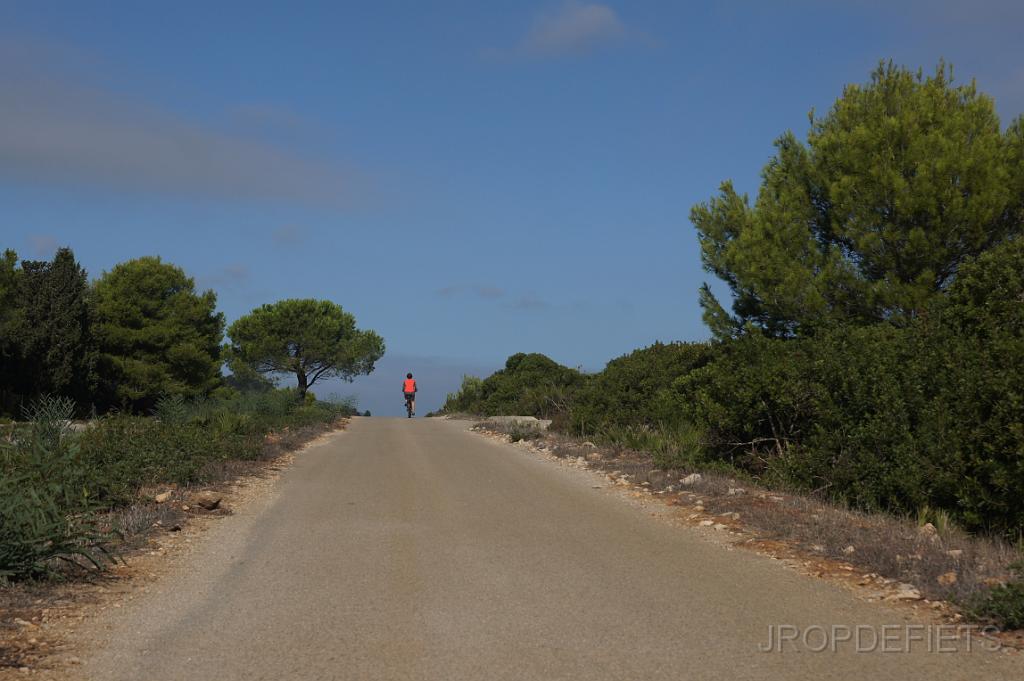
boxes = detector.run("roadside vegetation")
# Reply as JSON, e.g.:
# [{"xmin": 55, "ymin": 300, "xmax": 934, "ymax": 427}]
[
  {"xmin": 1, "ymin": 251, "xmax": 383, "ymax": 582},
  {"xmin": 1, "ymin": 391, "xmax": 353, "ymax": 583},
  {"xmin": 444, "ymin": 61, "xmax": 1024, "ymax": 628}
]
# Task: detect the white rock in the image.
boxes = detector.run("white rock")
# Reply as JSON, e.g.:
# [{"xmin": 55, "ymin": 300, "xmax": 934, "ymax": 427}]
[
  {"xmin": 727, "ymin": 487, "xmax": 747, "ymax": 496},
  {"xmin": 699, "ymin": 520, "xmax": 715, "ymax": 527},
  {"xmin": 888, "ymin": 584, "xmax": 923, "ymax": 601},
  {"xmin": 680, "ymin": 473, "xmax": 702, "ymax": 486},
  {"xmin": 154, "ymin": 491, "xmax": 172, "ymax": 504},
  {"xmin": 842, "ymin": 545, "xmax": 856, "ymax": 555}
]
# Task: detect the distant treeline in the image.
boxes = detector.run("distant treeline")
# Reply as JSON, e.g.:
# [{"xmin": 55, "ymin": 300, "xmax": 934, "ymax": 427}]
[
  {"xmin": 443, "ymin": 62, "xmax": 1024, "ymax": 537},
  {"xmin": 0, "ymin": 251, "xmax": 383, "ymax": 417}
]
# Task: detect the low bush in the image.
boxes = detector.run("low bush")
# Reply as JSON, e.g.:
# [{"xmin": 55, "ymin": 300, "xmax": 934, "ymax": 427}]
[
  {"xmin": 968, "ymin": 563, "xmax": 1024, "ymax": 630},
  {"xmin": 0, "ymin": 397, "xmax": 112, "ymax": 580},
  {"xmin": 442, "ymin": 353, "xmax": 584, "ymax": 418},
  {"xmin": 1, "ymin": 390, "xmax": 351, "ymax": 581}
]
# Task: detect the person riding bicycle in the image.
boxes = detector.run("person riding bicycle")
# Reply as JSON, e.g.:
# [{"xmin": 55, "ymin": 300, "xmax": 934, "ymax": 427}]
[{"xmin": 402, "ymin": 373, "xmax": 418, "ymax": 417}]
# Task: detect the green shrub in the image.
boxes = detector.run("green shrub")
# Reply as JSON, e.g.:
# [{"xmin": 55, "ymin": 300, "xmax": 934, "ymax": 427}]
[
  {"xmin": 569, "ymin": 342, "xmax": 712, "ymax": 435},
  {"xmin": 442, "ymin": 353, "xmax": 584, "ymax": 418},
  {"xmin": 0, "ymin": 397, "xmax": 111, "ymax": 580},
  {"xmin": 967, "ymin": 563, "xmax": 1024, "ymax": 630}
]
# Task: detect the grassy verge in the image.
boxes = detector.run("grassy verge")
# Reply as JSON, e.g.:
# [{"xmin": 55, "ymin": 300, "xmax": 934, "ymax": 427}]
[{"xmin": 0, "ymin": 392, "xmax": 352, "ymax": 583}]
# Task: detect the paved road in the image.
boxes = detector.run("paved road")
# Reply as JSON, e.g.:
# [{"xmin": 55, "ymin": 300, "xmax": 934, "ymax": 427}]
[{"xmin": 80, "ymin": 418, "xmax": 1020, "ymax": 680}]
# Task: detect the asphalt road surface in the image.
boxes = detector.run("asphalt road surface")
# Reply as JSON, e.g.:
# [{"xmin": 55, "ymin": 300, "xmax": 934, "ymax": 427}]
[{"xmin": 79, "ymin": 417, "xmax": 1021, "ymax": 680}]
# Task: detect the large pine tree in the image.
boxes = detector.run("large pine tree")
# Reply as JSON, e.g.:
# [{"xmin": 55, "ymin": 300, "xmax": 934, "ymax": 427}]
[{"xmin": 691, "ymin": 62, "xmax": 1024, "ymax": 338}]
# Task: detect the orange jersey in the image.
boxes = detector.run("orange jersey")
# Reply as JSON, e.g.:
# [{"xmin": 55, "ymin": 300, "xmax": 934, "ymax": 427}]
[{"xmin": 403, "ymin": 378, "xmax": 417, "ymax": 393}]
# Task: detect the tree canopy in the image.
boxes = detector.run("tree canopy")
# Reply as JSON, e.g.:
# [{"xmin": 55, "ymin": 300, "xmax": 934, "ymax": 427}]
[
  {"xmin": 226, "ymin": 299, "xmax": 384, "ymax": 400},
  {"xmin": 691, "ymin": 61, "xmax": 1024, "ymax": 338},
  {"xmin": 91, "ymin": 256, "xmax": 224, "ymax": 412},
  {"xmin": 0, "ymin": 248, "xmax": 94, "ymax": 413}
]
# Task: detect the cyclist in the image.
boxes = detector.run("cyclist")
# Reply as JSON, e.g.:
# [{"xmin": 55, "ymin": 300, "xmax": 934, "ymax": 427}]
[{"xmin": 402, "ymin": 373, "xmax": 418, "ymax": 417}]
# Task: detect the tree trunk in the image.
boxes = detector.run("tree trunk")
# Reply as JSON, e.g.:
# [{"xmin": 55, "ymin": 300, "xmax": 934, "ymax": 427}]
[{"xmin": 296, "ymin": 370, "xmax": 308, "ymax": 401}]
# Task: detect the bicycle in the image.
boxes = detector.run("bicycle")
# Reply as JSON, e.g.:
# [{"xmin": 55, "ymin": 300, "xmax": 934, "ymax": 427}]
[{"xmin": 404, "ymin": 395, "xmax": 414, "ymax": 418}]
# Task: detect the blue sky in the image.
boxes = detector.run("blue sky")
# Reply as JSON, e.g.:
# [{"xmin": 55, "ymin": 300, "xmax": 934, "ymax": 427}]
[{"xmin": 2, "ymin": 1, "xmax": 1022, "ymax": 415}]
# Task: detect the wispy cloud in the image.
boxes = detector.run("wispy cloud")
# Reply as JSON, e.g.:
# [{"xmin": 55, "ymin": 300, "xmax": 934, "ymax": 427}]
[
  {"xmin": 437, "ymin": 284, "xmax": 559, "ymax": 312},
  {"xmin": 25, "ymin": 234, "xmax": 60, "ymax": 259},
  {"xmin": 489, "ymin": 2, "xmax": 645, "ymax": 60},
  {"xmin": 197, "ymin": 263, "xmax": 250, "ymax": 291},
  {"xmin": 509, "ymin": 293, "xmax": 550, "ymax": 310},
  {"xmin": 437, "ymin": 284, "xmax": 506, "ymax": 300},
  {"xmin": 0, "ymin": 37, "xmax": 358, "ymax": 206}
]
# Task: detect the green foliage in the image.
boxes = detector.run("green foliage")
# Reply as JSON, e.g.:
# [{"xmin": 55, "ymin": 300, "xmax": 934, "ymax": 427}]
[
  {"xmin": 968, "ymin": 563, "xmax": 1024, "ymax": 630},
  {"xmin": 596, "ymin": 422, "xmax": 707, "ymax": 472},
  {"xmin": 1, "ymin": 391, "xmax": 348, "ymax": 581},
  {"xmin": 0, "ymin": 397, "xmax": 111, "ymax": 580},
  {"xmin": 443, "ymin": 375, "xmax": 484, "ymax": 413},
  {"xmin": 91, "ymin": 256, "xmax": 224, "ymax": 413},
  {"xmin": 227, "ymin": 299, "xmax": 384, "ymax": 400},
  {"xmin": 442, "ymin": 353, "xmax": 584, "ymax": 418},
  {"xmin": 568, "ymin": 342, "xmax": 712, "ymax": 434},
  {"xmin": 0, "ymin": 249, "xmax": 23, "ymax": 415},
  {"xmin": 691, "ymin": 61, "xmax": 1024, "ymax": 338},
  {"xmin": 0, "ymin": 248, "xmax": 95, "ymax": 415}
]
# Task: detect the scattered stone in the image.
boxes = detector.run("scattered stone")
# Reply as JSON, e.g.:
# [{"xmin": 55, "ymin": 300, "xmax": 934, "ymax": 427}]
[
  {"xmin": 946, "ymin": 549, "xmax": 964, "ymax": 559},
  {"xmin": 154, "ymin": 491, "xmax": 172, "ymax": 504},
  {"xmin": 693, "ymin": 505, "xmax": 705, "ymax": 512},
  {"xmin": 918, "ymin": 523, "xmax": 938, "ymax": 541},
  {"xmin": 181, "ymin": 505, "xmax": 190, "ymax": 511},
  {"xmin": 727, "ymin": 487, "xmax": 746, "ymax": 496},
  {"xmin": 616, "ymin": 478, "xmax": 631, "ymax": 487},
  {"xmin": 193, "ymin": 491, "xmax": 222, "ymax": 510},
  {"xmin": 937, "ymin": 571, "xmax": 958, "ymax": 587},
  {"xmin": 586, "ymin": 452, "xmax": 602, "ymax": 462},
  {"xmin": 842, "ymin": 545, "xmax": 856, "ymax": 555},
  {"xmin": 581, "ymin": 441, "xmax": 596, "ymax": 448},
  {"xmin": 680, "ymin": 473, "xmax": 702, "ymax": 486},
  {"xmin": 769, "ymin": 495, "xmax": 784, "ymax": 502},
  {"xmin": 811, "ymin": 544, "xmax": 825, "ymax": 553},
  {"xmin": 888, "ymin": 584, "xmax": 923, "ymax": 601},
  {"xmin": 575, "ymin": 456, "xmax": 586, "ymax": 465},
  {"xmin": 699, "ymin": 520, "xmax": 715, "ymax": 527}
]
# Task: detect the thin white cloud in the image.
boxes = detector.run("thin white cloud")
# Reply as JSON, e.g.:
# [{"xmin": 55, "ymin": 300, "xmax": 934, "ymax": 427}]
[
  {"xmin": 486, "ymin": 2, "xmax": 645, "ymax": 60},
  {"xmin": 437, "ymin": 284, "xmax": 506, "ymax": 300},
  {"xmin": 0, "ymin": 38, "xmax": 358, "ymax": 206},
  {"xmin": 523, "ymin": 2, "xmax": 628, "ymax": 56}
]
